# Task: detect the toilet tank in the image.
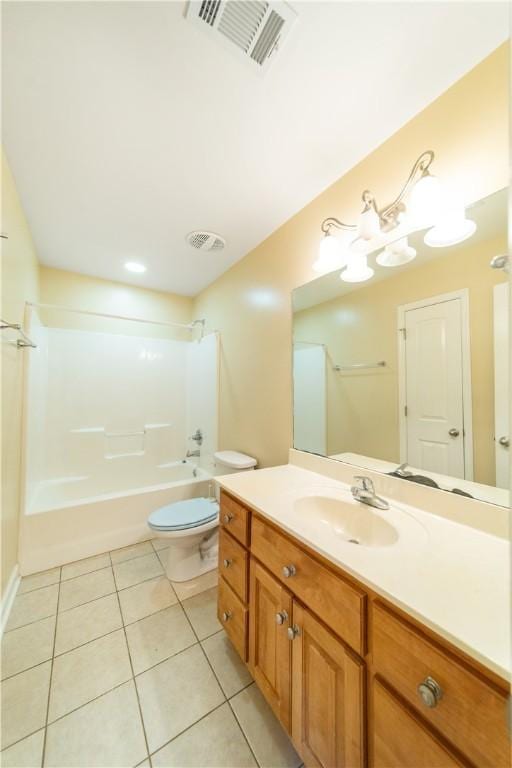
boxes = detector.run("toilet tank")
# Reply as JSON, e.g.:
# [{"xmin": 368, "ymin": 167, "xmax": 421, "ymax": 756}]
[{"xmin": 213, "ymin": 450, "xmax": 257, "ymax": 475}]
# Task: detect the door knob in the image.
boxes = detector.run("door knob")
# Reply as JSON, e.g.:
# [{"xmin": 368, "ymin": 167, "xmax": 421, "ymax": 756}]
[
  {"xmin": 275, "ymin": 610, "xmax": 288, "ymax": 625},
  {"xmin": 448, "ymin": 428, "xmax": 460, "ymax": 437},
  {"xmin": 417, "ymin": 677, "xmax": 443, "ymax": 708},
  {"xmin": 287, "ymin": 624, "xmax": 301, "ymax": 640},
  {"xmin": 498, "ymin": 436, "xmax": 510, "ymax": 448}
]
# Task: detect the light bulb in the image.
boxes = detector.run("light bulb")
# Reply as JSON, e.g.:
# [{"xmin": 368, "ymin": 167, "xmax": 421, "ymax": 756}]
[
  {"xmin": 409, "ymin": 173, "xmax": 442, "ymax": 226},
  {"xmin": 424, "ymin": 198, "xmax": 476, "ymax": 248},
  {"xmin": 312, "ymin": 233, "xmax": 347, "ymax": 273},
  {"xmin": 357, "ymin": 207, "xmax": 381, "ymax": 240},
  {"xmin": 376, "ymin": 237, "xmax": 417, "ymax": 268},
  {"xmin": 340, "ymin": 254, "xmax": 374, "ymax": 283}
]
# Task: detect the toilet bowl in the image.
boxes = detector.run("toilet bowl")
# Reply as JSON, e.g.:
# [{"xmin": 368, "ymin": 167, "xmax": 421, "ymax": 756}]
[{"xmin": 148, "ymin": 450, "xmax": 257, "ymax": 582}]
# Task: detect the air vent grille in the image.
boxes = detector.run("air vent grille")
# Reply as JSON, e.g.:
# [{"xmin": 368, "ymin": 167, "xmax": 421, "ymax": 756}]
[
  {"xmin": 198, "ymin": 0, "xmax": 221, "ymax": 26},
  {"xmin": 186, "ymin": 231, "xmax": 226, "ymax": 252},
  {"xmin": 187, "ymin": 1, "xmax": 297, "ymax": 72},
  {"xmin": 218, "ymin": 2, "xmax": 268, "ymax": 52},
  {"xmin": 250, "ymin": 9, "xmax": 284, "ymax": 64}
]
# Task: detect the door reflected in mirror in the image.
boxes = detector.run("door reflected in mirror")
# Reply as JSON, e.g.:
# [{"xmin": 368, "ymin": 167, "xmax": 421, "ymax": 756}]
[{"xmin": 292, "ymin": 188, "xmax": 509, "ymax": 507}]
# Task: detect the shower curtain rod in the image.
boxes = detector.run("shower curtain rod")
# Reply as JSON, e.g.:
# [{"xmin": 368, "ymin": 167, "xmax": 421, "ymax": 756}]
[{"xmin": 27, "ymin": 302, "xmax": 201, "ymax": 331}]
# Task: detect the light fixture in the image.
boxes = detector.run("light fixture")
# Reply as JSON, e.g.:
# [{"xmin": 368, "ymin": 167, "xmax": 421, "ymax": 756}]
[
  {"xmin": 408, "ymin": 172, "xmax": 441, "ymax": 226},
  {"xmin": 424, "ymin": 199, "xmax": 476, "ymax": 248},
  {"xmin": 357, "ymin": 192, "xmax": 381, "ymax": 240},
  {"xmin": 124, "ymin": 262, "xmax": 147, "ymax": 273},
  {"xmin": 340, "ymin": 254, "xmax": 374, "ymax": 283},
  {"xmin": 318, "ymin": 151, "xmax": 436, "ymax": 251},
  {"xmin": 315, "ymin": 149, "xmax": 477, "ymax": 275},
  {"xmin": 376, "ymin": 237, "xmax": 417, "ymax": 268},
  {"xmin": 312, "ymin": 232, "xmax": 347, "ymax": 274}
]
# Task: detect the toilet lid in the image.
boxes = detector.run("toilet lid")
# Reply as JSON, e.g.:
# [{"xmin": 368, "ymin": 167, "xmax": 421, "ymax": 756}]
[{"xmin": 148, "ymin": 497, "xmax": 219, "ymax": 532}]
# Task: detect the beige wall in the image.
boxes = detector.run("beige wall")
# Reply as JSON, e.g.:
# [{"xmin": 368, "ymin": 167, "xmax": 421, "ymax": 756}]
[
  {"xmin": 193, "ymin": 44, "xmax": 508, "ymax": 469},
  {"xmin": 39, "ymin": 267, "xmax": 193, "ymax": 339},
  {"xmin": 1, "ymin": 149, "xmax": 40, "ymax": 596},
  {"xmin": 294, "ymin": 234, "xmax": 508, "ymax": 486}
]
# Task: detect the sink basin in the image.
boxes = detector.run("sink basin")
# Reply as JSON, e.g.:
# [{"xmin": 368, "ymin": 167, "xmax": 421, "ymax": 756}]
[{"xmin": 293, "ymin": 495, "xmax": 399, "ymax": 547}]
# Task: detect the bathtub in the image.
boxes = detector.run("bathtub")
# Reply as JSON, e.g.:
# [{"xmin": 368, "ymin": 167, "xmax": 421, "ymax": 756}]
[{"xmin": 19, "ymin": 461, "xmax": 213, "ymax": 575}]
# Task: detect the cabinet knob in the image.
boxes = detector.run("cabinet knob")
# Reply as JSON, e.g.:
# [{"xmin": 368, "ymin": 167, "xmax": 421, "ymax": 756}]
[
  {"xmin": 223, "ymin": 513, "xmax": 233, "ymax": 524},
  {"xmin": 222, "ymin": 558, "xmax": 232, "ymax": 568},
  {"xmin": 221, "ymin": 610, "xmax": 232, "ymax": 622},
  {"xmin": 287, "ymin": 624, "xmax": 301, "ymax": 640},
  {"xmin": 417, "ymin": 677, "xmax": 443, "ymax": 708},
  {"xmin": 275, "ymin": 610, "xmax": 288, "ymax": 625},
  {"xmin": 282, "ymin": 564, "xmax": 297, "ymax": 579}
]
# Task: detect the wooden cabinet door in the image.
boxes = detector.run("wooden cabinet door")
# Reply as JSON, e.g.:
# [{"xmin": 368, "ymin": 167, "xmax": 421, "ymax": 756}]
[
  {"xmin": 249, "ymin": 558, "xmax": 293, "ymax": 731},
  {"xmin": 291, "ymin": 602, "xmax": 365, "ymax": 768},
  {"xmin": 373, "ymin": 678, "xmax": 466, "ymax": 768}
]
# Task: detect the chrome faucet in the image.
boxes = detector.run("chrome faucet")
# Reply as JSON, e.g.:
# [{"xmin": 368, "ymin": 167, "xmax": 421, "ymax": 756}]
[
  {"xmin": 189, "ymin": 429, "xmax": 203, "ymax": 446},
  {"xmin": 186, "ymin": 449, "xmax": 200, "ymax": 458},
  {"xmin": 351, "ymin": 476, "xmax": 389, "ymax": 510}
]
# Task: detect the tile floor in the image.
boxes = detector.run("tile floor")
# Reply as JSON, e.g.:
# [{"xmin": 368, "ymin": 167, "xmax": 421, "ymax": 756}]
[{"xmin": 1, "ymin": 539, "xmax": 302, "ymax": 768}]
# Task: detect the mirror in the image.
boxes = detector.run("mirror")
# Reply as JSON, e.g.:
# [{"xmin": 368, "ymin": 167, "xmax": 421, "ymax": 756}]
[{"xmin": 292, "ymin": 188, "xmax": 509, "ymax": 506}]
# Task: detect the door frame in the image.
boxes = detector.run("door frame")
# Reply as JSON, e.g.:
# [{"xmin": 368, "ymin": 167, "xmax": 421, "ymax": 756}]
[{"xmin": 397, "ymin": 289, "xmax": 474, "ymax": 481}]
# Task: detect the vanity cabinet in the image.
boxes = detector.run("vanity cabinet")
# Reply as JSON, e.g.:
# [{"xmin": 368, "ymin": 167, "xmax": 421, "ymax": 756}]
[
  {"xmin": 291, "ymin": 602, "xmax": 365, "ymax": 768},
  {"xmin": 249, "ymin": 558, "xmax": 293, "ymax": 729},
  {"xmin": 217, "ymin": 491, "xmax": 511, "ymax": 768},
  {"xmin": 372, "ymin": 679, "xmax": 465, "ymax": 768}
]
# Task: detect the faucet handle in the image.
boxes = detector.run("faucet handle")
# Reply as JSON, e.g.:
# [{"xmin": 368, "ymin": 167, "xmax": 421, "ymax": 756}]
[{"xmin": 353, "ymin": 475, "xmax": 374, "ymax": 493}]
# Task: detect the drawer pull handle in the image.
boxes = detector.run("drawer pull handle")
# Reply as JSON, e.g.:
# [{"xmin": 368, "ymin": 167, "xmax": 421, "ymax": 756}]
[
  {"xmin": 417, "ymin": 677, "xmax": 443, "ymax": 708},
  {"xmin": 287, "ymin": 624, "xmax": 301, "ymax": 640},
  {"xmin": 275, "ymin": 610, "xmax": 289, "ymax": 625},
  {"xmin": 223, "ymin": 558, "xmax": 233, "ymax": 568},
  {"xmin": 222, "ymin": 610, "xmax": 232, "ymax": 622},
  {"xmin": 223, "ymin": 513, "xmax": 234, "ymax": 524},
  {"xmin": 282, "ymin": 564, "xmax": 297, "ymax": 579}
]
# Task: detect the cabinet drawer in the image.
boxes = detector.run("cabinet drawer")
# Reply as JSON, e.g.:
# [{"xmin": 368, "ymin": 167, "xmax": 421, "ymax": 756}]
[
  {"xmin": 219, "ymin": 528, "xmax": 249, "ymax": 602},
  {"xmin": 218, "ymin": 576, "xmax": 248, "ymax": 662},
  {"xmin": 220, "ymin": 491, "xmax": 250, "ymax": 546},
  {"xmin": 373, "ymin": 678, "xmax": 466, "ymax": 768},
  {"xmin": 372, "ymin": 601, "xmax": 510, "ymax": 768},
  {"xmin": 251, "ymin": 515, "xmax": 365, "ymax": 655}
]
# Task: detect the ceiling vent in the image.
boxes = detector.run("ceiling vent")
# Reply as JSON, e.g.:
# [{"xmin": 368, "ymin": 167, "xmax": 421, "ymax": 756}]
[
  {"xmin": 186, "ymin": 230, "xmax": 226, "ymax": 252},
  {"xmin": 186, "ymin": 1, "xmax": 297, "ymax": 72}
]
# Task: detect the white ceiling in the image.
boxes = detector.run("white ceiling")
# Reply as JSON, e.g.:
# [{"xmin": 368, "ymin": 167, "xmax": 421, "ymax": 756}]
[{"xmin": 2, "ymin": 1, "xmax": 508, "ymax": 297}]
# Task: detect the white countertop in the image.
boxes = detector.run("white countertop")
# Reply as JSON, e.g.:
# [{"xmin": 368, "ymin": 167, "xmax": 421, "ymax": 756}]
[{"xmin": 216, "ymin": 463, "xmax": 511, "ymax": 681}]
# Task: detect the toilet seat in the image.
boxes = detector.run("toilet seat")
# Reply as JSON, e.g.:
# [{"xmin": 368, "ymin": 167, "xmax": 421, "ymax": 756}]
[{"xmin": 148, "ymin": 497, "xmax": 219, "ymax": 533}]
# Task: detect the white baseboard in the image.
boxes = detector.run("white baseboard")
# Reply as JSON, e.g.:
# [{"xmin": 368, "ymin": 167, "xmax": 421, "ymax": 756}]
[{"xmin": 1, "ymin": 565, "xmax": 20, "ymax": 636}]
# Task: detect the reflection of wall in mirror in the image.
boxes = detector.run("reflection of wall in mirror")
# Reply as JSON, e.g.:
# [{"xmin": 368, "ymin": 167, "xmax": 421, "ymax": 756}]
[{"xmin": 293, "ymin": 233, "xmax": 507, "ymax": 486}]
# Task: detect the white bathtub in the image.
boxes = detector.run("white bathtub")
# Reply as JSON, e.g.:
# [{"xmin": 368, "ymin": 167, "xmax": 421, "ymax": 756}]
[{"xmin": 20, "ymin": 461, "xmax": 213, "ymax": 575}]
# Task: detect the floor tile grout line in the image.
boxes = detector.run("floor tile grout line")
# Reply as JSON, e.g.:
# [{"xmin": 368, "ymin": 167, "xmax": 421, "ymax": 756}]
[
  {"xmin": 175, "ymin": 598, "xmax": 263, "ymax": 767},
  {"xmin": 176, "ymin": 581, "xmax": 259, "ymax": 767},
  {"xmin": 43, "ymin": 677, "xmax": 135, "ymax": 730},
  {"xmin": 111, "ymin": 552, "xmax": 152, "ymax": 767},
  {"xmin": 147, "ymin": 699, "xmax": 228, "ymax": 761},
  {"xmin": 0, "ymin": 726, "xmax": 47, "ymax": 756},
  {"xmin": 40, "ymin": 567, "xmax": 62, "ymax": 767},
  {"xmin": 227, "ymin": 693, "xmax": 262, "ymax": 768},
  {"xmin": 3, "ymin": 583, "xmax": 199, "ymax": 680}
]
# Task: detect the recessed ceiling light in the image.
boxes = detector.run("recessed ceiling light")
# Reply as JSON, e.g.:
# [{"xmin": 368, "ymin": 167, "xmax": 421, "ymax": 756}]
[{"xmin": 124, "ymin": 262, "xmax": 146, "ymax": 273}]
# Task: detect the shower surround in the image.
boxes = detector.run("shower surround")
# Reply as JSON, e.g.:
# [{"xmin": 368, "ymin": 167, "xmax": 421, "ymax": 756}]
[{"xmin": 19, "ymin": 308, "xmax": 219, "ymax": 574}]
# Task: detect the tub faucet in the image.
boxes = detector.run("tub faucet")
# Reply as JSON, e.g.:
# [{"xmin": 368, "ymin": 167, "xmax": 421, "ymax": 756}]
[
  {"xmin": 186, "ymin": 449, "xmax": 200, "ymax": 458},
  {"xmin": 351, "ymin": 476, "xmax": 389, "ymax": 510}
]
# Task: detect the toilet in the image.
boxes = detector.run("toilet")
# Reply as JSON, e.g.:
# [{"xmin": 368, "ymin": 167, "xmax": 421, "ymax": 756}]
[{"xmin": 147, "ymin": 450, "xmax": 257, "ymax": 581}]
